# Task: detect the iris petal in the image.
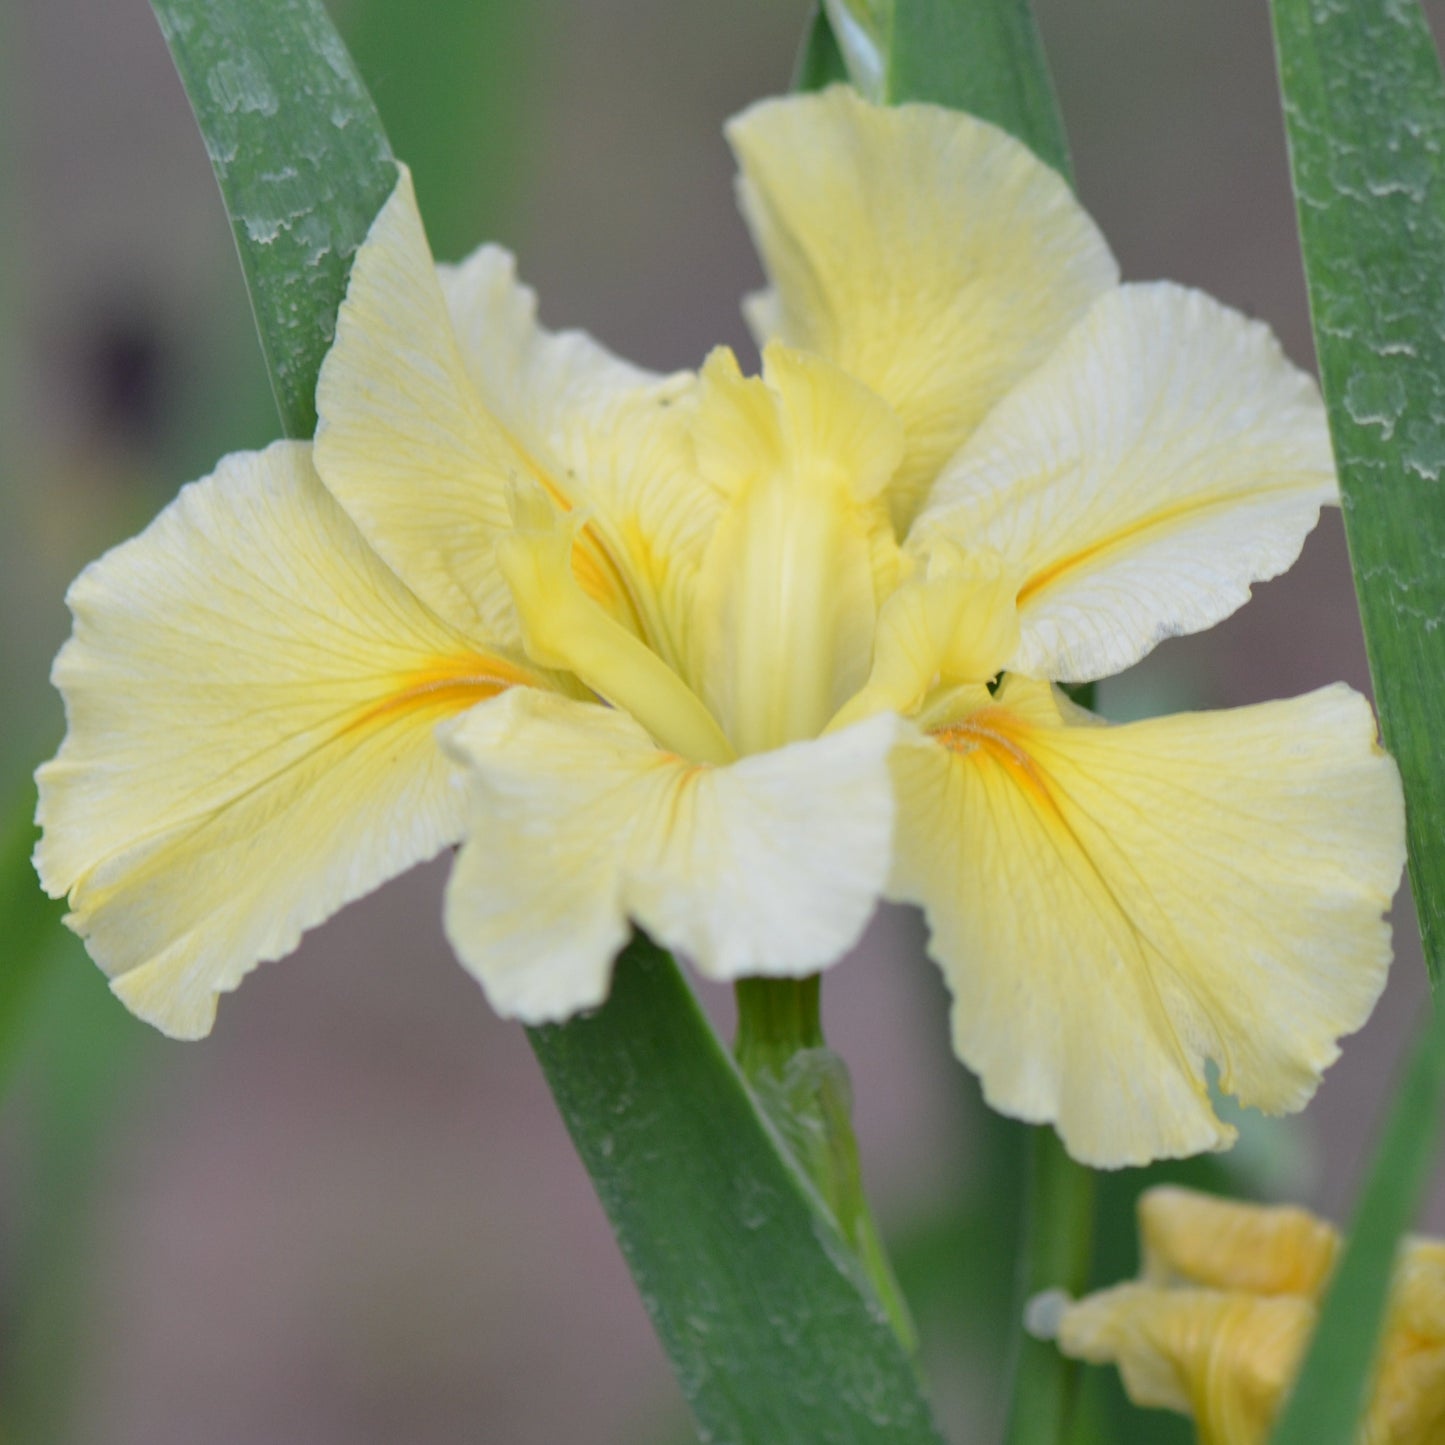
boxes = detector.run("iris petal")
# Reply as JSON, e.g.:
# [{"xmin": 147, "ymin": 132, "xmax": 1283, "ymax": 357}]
[
  {"xmin": 35, "ymin": 443, "xmax": 530, "ymax": 1037},
  {"xmin": 728, "ymin": 85, "xmax": 1117, "ymax": 530},
  {"xmin": 889, "ymin": 676, "xmax": 1403, "ymax": 1166},
  {"xmin": 914, "ymin": 284, "xmax": 1336, "ymax": 683},
  {"xmin": 441, "ymin": 689, "xmax": 902, "ymax": 1022}
]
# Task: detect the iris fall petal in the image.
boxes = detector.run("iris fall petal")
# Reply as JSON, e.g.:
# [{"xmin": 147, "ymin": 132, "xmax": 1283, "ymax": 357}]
[
  {"xmin": 35, "ymin": 443, "xmax": 529, "ymax": 1037},
  {"xmin": 889, "ymin": 676, "xmax": 1404, "ymax": 1166}
]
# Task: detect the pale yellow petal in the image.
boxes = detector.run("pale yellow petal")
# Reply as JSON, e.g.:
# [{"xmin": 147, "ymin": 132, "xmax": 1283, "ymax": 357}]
[
  {"xmin": 1054, "ymin": 1195, "xmax": 1445, "ymax": 1444},
  {"xmin": 727, "ymin": 86, "xmax": 1117, "ymax": 530},
  {"xmin": 914, "ymin": 284, "xmax": 1335, "ymax": 682},
  {"xmin": 1139, "ymin": 1187, "xmax": 1340, "ymax": 1298},
  {"xmin": 889, "ymin": 676, "xmax": 1404, "ymax": 1166},
  {"xmin": 437, "ymin": 246, "xmax": 710, "ymax": 668},
  {"xmin": 1058, "ymin": 1284, "xmax": 1312, "ymax": 1445},
  {"xmin": 441, "ymin": 689, "xmax": 899, "ymax": 1022},
  {"xmin": 688, "ymin": 345, "xmax": 900, "ymax": 754},
  {"xmin": 438, "ymin": 243, "xmax": 679, "ymax": 442},
  {"xmin": 497, "ymin": 486, "xmax": 735, "ymax": 766},
  {"xmin": 829, "ymin": 544, "xmax": 1021, "ymax": 731},
  {"xmin": 1371, "ymin": 1241, "xmax": 1445, "ymax": 1445},
  {"xmin": 34, "ymin": 442, "xmax": 535, "ymax": 1038},
  {"xmin": 757, "ymin": 341, "xmax": 904, "ymax": 503},
  {"xmin": 316, "ymin": 166, "xmax": 659, "ymax": 645}
]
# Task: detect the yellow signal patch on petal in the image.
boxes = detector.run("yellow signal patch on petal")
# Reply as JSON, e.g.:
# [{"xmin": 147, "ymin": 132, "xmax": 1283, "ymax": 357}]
[
  {"xmin": 914, "ymin": 284, "xmax": 1336, "ymax": 683},
  {"xmin": 440, "ymin": 689, "xmax": 901, "ymax": 1023},
  {"xmin": 727, "ymin": 85, "xmax": 1118, "ymax": 530},
  {"xmin": 34, "ymin": 442, "xmax": 535, "ymax": 1039},
  {"xmin": 889, "ymin": 676, "xmax": 1404, "ymax": 1167}
]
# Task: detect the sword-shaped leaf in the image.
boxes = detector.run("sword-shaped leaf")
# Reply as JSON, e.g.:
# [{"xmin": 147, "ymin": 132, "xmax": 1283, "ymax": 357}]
[
  {"xmin": 148, "ymin": 5, "xmax": 948, "ymax": 1436},
  {"xmin": 1269, "ymin": 2, "xmax": 1445, "ymax": 1440}
]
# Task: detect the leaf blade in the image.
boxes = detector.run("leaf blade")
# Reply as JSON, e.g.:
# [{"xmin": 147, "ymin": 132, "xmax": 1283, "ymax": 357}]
[
  {"xmin": 530, "ymin": 939, "xmax": 946, "ymax": 1445},
  {"xmin": 822, "ymin": 0, "xmax": 1070, "ymax": 176},
  {"xmin": 1271, "ymin": 0, "xmax": 1445, "ymax": 986},
  {"xmin": 150, "ymin": 0, "xmax": 397, "ymax": 439},
  {"xmin": 150, "ymin": 7, "xmax": 947, "ymax": 1437},
  {"xmin": 1268, "ymin": 2, "xmax": 1445, "ymax": 1440},
  {"xmin": 0, "ymin": 798, "xmax": 57, "ymax": 1093},
  {"xmin": 795, "ymin": 4, "xmax": 852, "ymax": 93}
]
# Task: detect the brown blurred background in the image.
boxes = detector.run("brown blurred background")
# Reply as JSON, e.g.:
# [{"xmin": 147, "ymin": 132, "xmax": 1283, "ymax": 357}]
[{"xmin": 3, "ymin": 3, "xmax": 1444, "ymax": 1443}]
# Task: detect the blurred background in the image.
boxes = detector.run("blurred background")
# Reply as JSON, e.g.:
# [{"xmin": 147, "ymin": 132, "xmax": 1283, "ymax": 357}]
[{"xmin": 3, "ymin": 3, "xmax": 1443, "ymax": 1442}]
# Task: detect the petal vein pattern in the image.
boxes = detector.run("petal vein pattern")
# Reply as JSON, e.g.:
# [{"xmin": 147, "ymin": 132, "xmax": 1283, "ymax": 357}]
[
  {"xmin": 35, "ymin": 443, "xmax": 533, "ymax": 1038},
  {"xmin": 913, "ymin": 284, "xmax": 1336, "ymax": 682},
  {"xmin": 889, "ymin": 677, "xmax": 1404, "ymax": 1166},
  {"xmin": 728, "ymin": 84, "xmax": 1118, "ymax": 531}
]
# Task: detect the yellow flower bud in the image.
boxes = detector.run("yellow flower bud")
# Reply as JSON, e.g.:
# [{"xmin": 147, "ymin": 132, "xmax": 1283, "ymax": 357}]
[{"xmin": 1047, "ymin": 1187, "xmax": 1445, "ymax": 1444}]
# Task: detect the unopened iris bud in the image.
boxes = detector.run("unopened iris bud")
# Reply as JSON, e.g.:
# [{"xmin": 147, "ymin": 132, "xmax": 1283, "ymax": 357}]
[{"xmin": 1041, "ymin": 1187, "xmax": 1445, "ymax": 1444}]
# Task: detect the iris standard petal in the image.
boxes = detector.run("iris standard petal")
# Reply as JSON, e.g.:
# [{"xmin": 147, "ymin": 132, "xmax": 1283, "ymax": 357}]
[
  {"xmin": 316, "ymin": 165, "xmax": 666, "ymax": 649},
  {"xmin": 727, "ymin": 85, "xmax": 1118, "ymax": 530},
  {"xmin": 914, "ymin": 284, "xmax": 1336, "ymax": 683},
  {"xmin": 888, "ymin": 676, "xmax": 1404, "ymax": 1166},
  {"xmin": 34, "ymin": 442, "xmax": 534, "ymax": 1038},
  {"xmin": 688, "ymin": 345, "xmax": 901, "ymax": 754},
  {"xmin": 438, "ymin": 245, "xmax": 710, "ymax": 668},
  {"xmin": 440, "ymin": 689, "xmax": 901, "ymax": 1023}
]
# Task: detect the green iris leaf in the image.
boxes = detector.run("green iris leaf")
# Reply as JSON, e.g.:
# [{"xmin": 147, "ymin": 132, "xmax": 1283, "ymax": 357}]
[
  {"xmin": 149, "ymin": 2, "xmax": 949, "ymax": 1437},
  {"xmin": 1269, "ymin": 1, "xmax": 1445, "ymax": 1440},
  {"xmin": 822, "ymin": 0, "xmax": 1070, "ymax": 177},
  {"xmin": 533, "ymin": 939, "xmax": 946, "ymax": 1444},
  {"xmin": 151, "ymin": 0, "xmax": 396, "ymax": 441}
]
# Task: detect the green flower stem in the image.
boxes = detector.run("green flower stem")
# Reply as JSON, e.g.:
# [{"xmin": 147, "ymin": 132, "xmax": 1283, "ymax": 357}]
[
  {"xmin": 734, "ymin": 976, "xmax": 919, "ymax": 1354},
  {"xmin": 1002, "ymin": 1128, "xmax": 1098, "ymax": 1445},
  {"xmin": 734, "ymin": 975, "xmax": 826, "ymax": 1066}
]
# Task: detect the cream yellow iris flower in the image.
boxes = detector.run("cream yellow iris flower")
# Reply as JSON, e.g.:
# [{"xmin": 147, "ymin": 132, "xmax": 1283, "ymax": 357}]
[
  {"xmin": 36, "ymin": 86, "xmax": 1403, "ymax": 1167},
  {"xmin": 1040, "ymin": 1187, "xmax": 1445, "ymax": 1443}
]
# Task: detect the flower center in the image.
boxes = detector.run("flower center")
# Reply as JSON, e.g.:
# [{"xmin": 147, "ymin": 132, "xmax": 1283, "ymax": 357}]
[{"xmin": 498, "ymin": 490, "xmax": 736, "ymax": 766}]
